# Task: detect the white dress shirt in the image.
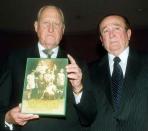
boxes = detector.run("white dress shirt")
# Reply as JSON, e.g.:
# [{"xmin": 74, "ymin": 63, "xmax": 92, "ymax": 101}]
[
  {"xmin": 38, "ymin": 42, "xmax": 59, "ymax": 58},
  {"xmin": 108, "ymin": 47, "xmax": 129, "ymax": 77}
]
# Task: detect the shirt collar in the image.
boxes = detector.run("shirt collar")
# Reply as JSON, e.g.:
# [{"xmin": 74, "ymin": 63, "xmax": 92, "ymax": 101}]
[
  {"xmin": 38, "ymin": 42, "xmax": 59, "ymax": 58},
  {"xmin": 108, "ymin": 46, "xmax": 129, "ymax": 64}
]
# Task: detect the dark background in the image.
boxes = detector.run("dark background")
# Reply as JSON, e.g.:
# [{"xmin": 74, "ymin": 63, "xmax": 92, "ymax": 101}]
[
  {"xmin": 0, "ymin": 29, "xmax": 148, "ymax": 63},
  {"xmin": 0, "ymin": 0, "xmax": 148, "ymax": 63}
]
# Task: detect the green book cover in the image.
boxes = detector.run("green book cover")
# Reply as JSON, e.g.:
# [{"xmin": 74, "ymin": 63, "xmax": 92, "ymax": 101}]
[{"xmin": 21, "ymin": 58, "xmax": 68, "ymax": 116}]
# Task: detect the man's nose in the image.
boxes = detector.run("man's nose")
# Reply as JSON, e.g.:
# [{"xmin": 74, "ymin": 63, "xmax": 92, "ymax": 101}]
[
  {"xmin": 109, "ymin": 30, "xmax": 115, "ymax": 38},
  {"xmin": 48, "ymin": 24, "xmax": 54, "ymax": 32}
]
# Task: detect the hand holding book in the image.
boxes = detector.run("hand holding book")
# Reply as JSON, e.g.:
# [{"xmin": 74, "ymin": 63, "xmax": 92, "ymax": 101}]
[{"xmin": 5, "ymin": 105, "xmax": 39, "ymax": 126}]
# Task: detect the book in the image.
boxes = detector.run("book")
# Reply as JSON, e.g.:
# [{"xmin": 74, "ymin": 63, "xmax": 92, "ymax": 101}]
[{"xmin": 21, "ymin": 58, "xmax": 68, "ymax": 116}]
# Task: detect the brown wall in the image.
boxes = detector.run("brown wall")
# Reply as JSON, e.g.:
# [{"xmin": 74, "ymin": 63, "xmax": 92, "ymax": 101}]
[{"xmin": 0, "ymin": 29, "xmax": 148, "ymax": 63}]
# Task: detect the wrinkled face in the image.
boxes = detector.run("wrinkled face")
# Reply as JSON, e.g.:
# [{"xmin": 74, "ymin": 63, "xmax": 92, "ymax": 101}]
[
  {"xmin": 34, "ymin": 7, "xmax": 65, "ymax": 49},
  {"xmin": 99, "ymin": 16, "xmax": 131, "ymax": 56}
]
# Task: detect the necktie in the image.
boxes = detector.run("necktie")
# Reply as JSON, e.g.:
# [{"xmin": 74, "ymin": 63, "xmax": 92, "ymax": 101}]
[
  {"xmin": 43, "ymin": 49, "xmax": 53, "ymax": 58},
  {"xmin": 111, "ymin": 57, "xmax": 123, "ymax": 111}
]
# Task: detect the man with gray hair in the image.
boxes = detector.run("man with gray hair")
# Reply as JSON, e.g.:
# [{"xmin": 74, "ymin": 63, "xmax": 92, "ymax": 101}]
[{"xmin": 1, "ymin": 5, "xmax": 95, "ymax": 131}]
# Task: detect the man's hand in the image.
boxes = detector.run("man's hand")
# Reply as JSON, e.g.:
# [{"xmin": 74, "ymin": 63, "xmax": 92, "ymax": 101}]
[
  {"xmin": 66, "ymin": 54, "xmax": 83, "ymax": 94},
  {"xmin": 5, "ymin": 105, "xmax": 39, "ymax": 126}
]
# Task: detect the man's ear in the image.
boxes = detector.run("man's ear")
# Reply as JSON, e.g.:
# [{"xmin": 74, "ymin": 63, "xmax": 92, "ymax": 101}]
[
  {"xmin": 62, "ymin": 24, "xmax": 65, "ymax": 34},
  {"xmin": 34, "ymin": 21, "xmax": 38, "ymax": 32},
  {"xmin": 100, "ymin": 35, "xmax": 104, "ymax": 46},
  {"xmin": 100, "ymin": 35, "xmax": 103, "ymax": 43},
  {"xmin": 127, "ymin": 29, "xmax": 132, "ymax": 40}
]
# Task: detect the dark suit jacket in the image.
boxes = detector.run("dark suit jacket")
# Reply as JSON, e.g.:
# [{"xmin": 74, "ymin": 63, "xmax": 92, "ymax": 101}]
[
  {"xmin": 88, "ymin": 48, "xmax": 148, "ymax": 131},
  {"xmin": 0, "ymin": 62, "xmax": 12, "ymax": 131},
  {"xmin": 1, "ymin": 44, "xmax": 92, "ymax": 131}
]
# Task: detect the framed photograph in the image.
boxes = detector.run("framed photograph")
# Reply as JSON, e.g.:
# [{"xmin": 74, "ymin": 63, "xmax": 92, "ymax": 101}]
[{"xmin": 21, "ymin": 58, "xmax": 68, "ymax": 116}]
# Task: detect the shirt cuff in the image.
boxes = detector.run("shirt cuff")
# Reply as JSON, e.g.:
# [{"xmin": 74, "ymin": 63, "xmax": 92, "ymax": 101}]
[
  {"xmin": 5, "ymin": 121, "xmax": 13, "ymax": 130},
  {"xmin": 73, "ymin": 91, "xmax": 83, "ymax": 104}
]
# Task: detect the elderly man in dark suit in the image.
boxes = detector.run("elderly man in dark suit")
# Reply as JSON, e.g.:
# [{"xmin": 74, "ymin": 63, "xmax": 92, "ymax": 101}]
[
  {"xmin": 87, "ymin": 14, "xmax": 148, "ymax": 131},
  {"xmin": 0, "ymin": 5, "xmax": 96, "ymax": 131}
]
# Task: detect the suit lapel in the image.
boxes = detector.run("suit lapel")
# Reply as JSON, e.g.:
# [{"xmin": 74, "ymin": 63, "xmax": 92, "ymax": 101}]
[
  {"xmin": 26, "ymin": 44, "xmax": 40, "ymax": 58},
  {"xmin": 57, "ymin": 48, "xmax": 67, "ymax": 58},
  {"xmin": 32, "ymin": 45, "xmax": 40, "ymax": 57},
  {"xmin": 119, "ymin": 49, "xmax": 141, "ymax": 113},
  {"xmin": 98, "ymin": 55, "xmax": 114, "ymax": 110}
]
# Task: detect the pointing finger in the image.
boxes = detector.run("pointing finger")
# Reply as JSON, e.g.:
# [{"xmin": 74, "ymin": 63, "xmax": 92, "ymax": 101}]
[{"xmin": 67, "ymin": 54, "xmax": 76, "ymax": 64}]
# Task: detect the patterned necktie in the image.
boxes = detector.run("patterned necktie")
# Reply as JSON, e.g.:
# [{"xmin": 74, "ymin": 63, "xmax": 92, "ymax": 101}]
[
  {"xmin": 111, "ymin": 57, "xmax": 123, "ymax": 111},
  {"xmin": 43, "ymin": 49, "xmax": 53, "ymax": 58}
]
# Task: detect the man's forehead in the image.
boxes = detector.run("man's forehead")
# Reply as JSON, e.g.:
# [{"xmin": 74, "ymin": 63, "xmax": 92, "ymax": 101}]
[
  {"xmin": 100, "ymin": 16, "xmax": 125, "ymax": 29},
  {"xmin": 102, "ymin": 23, "xmax": 123, "ymax": 29},
  {"xmin": 39, "ymin": 8, "xmax": 61, "ymax": 20},
  {"xmin": 42, "ymin": 9, "xmax": 60, "ymax": 17}
]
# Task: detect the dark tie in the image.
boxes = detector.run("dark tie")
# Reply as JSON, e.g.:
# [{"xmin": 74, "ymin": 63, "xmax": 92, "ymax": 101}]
[
  {"xmin": 111, "ymin": 57, "xmax": 123, "ymax": 111},
  {"xmin": 43, "ymin": 49, "xmax": 53, "ymax": 58}
]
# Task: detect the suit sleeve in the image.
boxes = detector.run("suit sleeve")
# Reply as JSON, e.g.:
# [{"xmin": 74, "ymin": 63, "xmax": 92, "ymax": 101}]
[
  {"xmin": 74, "ymin": 62, "xmax": 97, "ymax": 126},
  {"xmin": 0, "ymin": 62, "xmax": 12, "ymax": 130}
]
